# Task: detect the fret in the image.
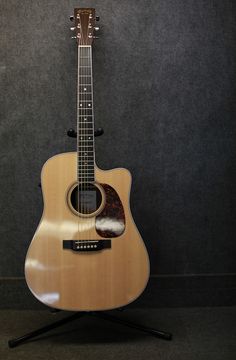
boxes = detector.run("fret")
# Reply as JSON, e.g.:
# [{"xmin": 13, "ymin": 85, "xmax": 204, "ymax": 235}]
[
  {"xmin": 79, "ymin": 155, "xmax": 94, "ymax": 157},
  {"xmin": 78, "ymin": 107, "xmax": 93, "ymax": 109},
  {"xmin": 77, "ymin": 122, "xmax": 93, "ymax": 128},
  {"xmin": 78, "ymin": 102, "xmax": 93, "ymax": 105},
  {"xmin": 78, "ymin": 137, "xmax": 93, "ymax": 140},
  {"xmin": 79, "ymin": 73, "xmax": 91, "ymax": 76},
  {"xmin": 79, "ymin": 60, "xmax": 91, "ymax": 66},
  {"xmin": 78, "ymin": 173, "xmax": 95, "ymax": 175},
  {"xmin": 78, "ymin": 147, "xmax": 94, "ymax": 151},
  {"xmin": 78, "ymin": 128, "xmax": 93, "ymax": 131},
  {"xmin": 78, "ymin": 178, "xmax": 95, "ymax": 181},
  {"xmin": 79, "ymin": 156, "xmax": 94, "ymax": 158},
  {"xmin": 78, "ymin": 165, "xmax": 94, "ymax": 168},
  {"xmin": 78, "ymin": 142, "xmax": 94, "ymax": 144},
  {"xmin": 79, "ymin": 85, "xmax": 91, "ymax": 89},
  {"xmin": 79, "ymin": 152, "xmax": 94, "ymax": 154},
  {"xmin": 79, "ymin": 160, "xmax": 94, "ymax": 162},
  {"xmin": 78, "ymin": 169, "xmax": 94, "ymax": 171},
  {"xmin": 78, "ymin": 133, "xmax": 93, "ymax": 136},
  {"xmin": 77, "ymin": 110, "xmax": 93, "ymax": 114}
]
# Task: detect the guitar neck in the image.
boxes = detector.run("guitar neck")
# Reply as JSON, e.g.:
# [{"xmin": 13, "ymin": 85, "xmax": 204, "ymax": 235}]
[{"xmin": 77, "ymin": 45, "xmax": 95, "ymax": 183}]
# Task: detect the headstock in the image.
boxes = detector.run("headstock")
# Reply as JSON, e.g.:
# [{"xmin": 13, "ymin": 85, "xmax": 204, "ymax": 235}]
[{"xmin": 70, "ymin": 8, "xmax": 99, "ymax": 46}]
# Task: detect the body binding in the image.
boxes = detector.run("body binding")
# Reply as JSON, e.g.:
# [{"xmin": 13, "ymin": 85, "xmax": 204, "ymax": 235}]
[{"xmin": 25, "ymin": 152, "xmax": 150, "ymax": 311}]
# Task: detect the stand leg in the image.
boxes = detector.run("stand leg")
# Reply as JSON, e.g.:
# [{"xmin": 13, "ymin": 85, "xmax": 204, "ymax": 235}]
[
  {"xmin": 8, "ymin": 312, "xmax": 85, "ymax": 348},
  {"xmin": 93, "ymin": 312, "xmax": 172, "ymax": 340},
  {"xmin": 8, "ymin": 310, "xmax": 172, "ymax": 348}
]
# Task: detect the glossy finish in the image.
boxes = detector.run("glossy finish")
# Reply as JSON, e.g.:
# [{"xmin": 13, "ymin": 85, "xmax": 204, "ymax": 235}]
[
  {"xmin": 25, "ymin": 152, "xmax": 150, "ymax": 311},
  {"xmin": 96, "ymin": 184, "xmax": 125, "ymax": 238}
]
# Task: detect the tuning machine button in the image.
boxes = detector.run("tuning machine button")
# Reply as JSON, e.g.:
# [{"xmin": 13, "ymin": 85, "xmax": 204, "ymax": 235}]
[
  {"xmin": 71, "ymin": 36, "xmax": 76, "ymax": 39},
  {"xmin": 96, "ymin": 16, "xmax": 100, "ymax": 21},
  {"xmin": 70, "ymin": 15, "xmax": 74, "ymax": 21},
  {"xmin": 94, "ymin": 26, "xmax": 100, "ymax": 31},
  {"xmin": 70, "ymin": 27, "xmax": 76, "ymax": 31},
  {"xmin": 93, "ymin": 36, "xmax": 99, "ymax": 39}
]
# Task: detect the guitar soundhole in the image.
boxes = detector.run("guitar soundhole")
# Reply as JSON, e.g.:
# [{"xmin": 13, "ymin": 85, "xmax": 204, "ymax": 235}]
[{"xmin": 70, "ymin": 183, "xmax": 103, "ymax": 216}]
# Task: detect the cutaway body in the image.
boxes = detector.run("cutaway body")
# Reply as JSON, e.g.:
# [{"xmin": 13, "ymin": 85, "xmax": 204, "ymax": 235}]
[{"xmin": 25, "ymin": 152, "xmax": 150, "ymax": 311}]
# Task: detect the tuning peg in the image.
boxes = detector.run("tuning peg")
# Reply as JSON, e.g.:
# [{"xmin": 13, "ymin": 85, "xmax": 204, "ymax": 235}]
[
  {"xmin": 70, "ymin": 15, "xmax": 74, "ymax": 21},
  {"xmin": 94, "ymin": 26, "xmax": 100, "ymax": 31},
  {"xmin": 96, "ymin": 16, "xmax": 100, "ymax": 21},
  {"xmin": 71, "ymin": 36, "xmax": 76, "ymax": 39},
  {"xmin": 70, "ymin": 27, "xmax": 76, "ymax": 31}
]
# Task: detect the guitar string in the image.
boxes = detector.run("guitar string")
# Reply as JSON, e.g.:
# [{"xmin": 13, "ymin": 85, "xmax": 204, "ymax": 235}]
[
  {"xmin": 81, "ymin": 21, "xmax": 86, "ymax": 223},
  {"xmin": 86, "ymin": 43, "xmax": 89, "ymax": 219},
  {"xmin": 77, "ymin": 33, "xmax": 80, "ymax": 240},
  {"xmin": 78, "ymin": 18, "xmax": 95, "ymax": 243},
  {"xmin": 86, "ymin": 45, "xmax": 89, "ymax": 218},
  {"xmin": 79, "ymin": 18, "xmax": 84, "ymax": 236},
  {"xmin": 90, "ymin": 44, "xmax": 95, "ymax": 223}
]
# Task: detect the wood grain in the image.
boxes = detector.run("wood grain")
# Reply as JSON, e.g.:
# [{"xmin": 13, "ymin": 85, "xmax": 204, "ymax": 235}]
[{"xmin": 25, "ymin": 152, "xmax": 150, "ymax": 311}]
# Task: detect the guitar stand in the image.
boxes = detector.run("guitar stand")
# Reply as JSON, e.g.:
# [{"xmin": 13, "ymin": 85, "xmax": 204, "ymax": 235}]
[
  {"xmin": 8, "ymin": 309, "xmax": 172, "ymax": 348},
  {"xmin": 9, "ymin": 127, "xmax": 172, "ymax": 348}
]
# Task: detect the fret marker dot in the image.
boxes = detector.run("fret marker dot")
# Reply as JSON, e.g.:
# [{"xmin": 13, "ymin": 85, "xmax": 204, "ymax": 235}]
[
  {"xmin": 80, "ymin": 104, "xmax": 82, "ymax": 107},
  {"xmin": 88, "ymin": 103, "xmax": 91, "ymax": 107},
  {"xmin": 88, "ymin": 137, "xmax": 91, "ymax": 139},
  {"xmin": 84, "ymin": 118, "xmax": 87, "ymax": 121},
  {"xmin": 84, "ymin": 88, "xmax": 87, "ymax": 91}
]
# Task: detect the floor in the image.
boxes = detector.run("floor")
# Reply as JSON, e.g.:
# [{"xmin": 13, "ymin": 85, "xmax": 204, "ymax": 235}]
[{"xmin": 1, "ymin": 307, "xmax": 236, "ymax": 360}]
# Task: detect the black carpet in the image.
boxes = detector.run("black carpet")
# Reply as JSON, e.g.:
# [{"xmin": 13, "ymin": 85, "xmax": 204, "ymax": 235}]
[{"xmin": 1, "ymin": 307, "xmax": 236, "ymax": 360}]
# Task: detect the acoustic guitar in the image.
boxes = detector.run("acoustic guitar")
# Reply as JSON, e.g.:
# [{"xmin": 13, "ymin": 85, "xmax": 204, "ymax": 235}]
[{"xmin": 25, "ymin": 8, "xmax": 150, "ymax": 311}]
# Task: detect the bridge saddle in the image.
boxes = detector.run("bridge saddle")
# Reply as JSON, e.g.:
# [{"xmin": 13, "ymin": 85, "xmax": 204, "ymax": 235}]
[{"xmin": 63, "ymin": 239, "xmax": 111, "ymax": 252}]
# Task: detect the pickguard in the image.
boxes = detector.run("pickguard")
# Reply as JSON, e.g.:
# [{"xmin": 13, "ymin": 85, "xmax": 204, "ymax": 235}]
[{"xmin": 95, "ymin": 184, "xmax": 125, "ymax": 237}]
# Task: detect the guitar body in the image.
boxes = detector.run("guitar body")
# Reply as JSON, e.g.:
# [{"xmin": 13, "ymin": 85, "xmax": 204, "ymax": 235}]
[{"xmin": 25, "ymin": 152, "xmax": 150, "ymax": 311}]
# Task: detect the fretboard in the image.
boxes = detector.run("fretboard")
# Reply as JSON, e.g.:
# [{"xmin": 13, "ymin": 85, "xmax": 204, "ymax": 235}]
[{"xmin": 77, "ymin": 45, "xmax": 95, "ymax": 183}]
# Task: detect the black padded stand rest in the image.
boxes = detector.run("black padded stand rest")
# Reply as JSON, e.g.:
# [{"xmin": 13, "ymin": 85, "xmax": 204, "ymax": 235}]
[{"xmin": 8, "ymin": 128, "xmax": 172, "ymax": 348}]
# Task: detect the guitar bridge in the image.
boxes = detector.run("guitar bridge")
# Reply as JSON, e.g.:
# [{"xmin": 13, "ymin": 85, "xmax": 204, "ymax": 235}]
[{"xmin": 63, "ymin": 240, "xmax": 111, "ymax": 252}]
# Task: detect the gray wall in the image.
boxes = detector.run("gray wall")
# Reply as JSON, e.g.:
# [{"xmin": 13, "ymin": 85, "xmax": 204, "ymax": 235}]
[{"xmin": 1, "ymin": 0, "xmax": 236, "ymax": 307}]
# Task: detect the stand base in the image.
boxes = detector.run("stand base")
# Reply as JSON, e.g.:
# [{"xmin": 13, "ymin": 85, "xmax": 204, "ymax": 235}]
[{"xmin": 8, "ymin": 310, "xmax": 172, "ymax": 348}]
